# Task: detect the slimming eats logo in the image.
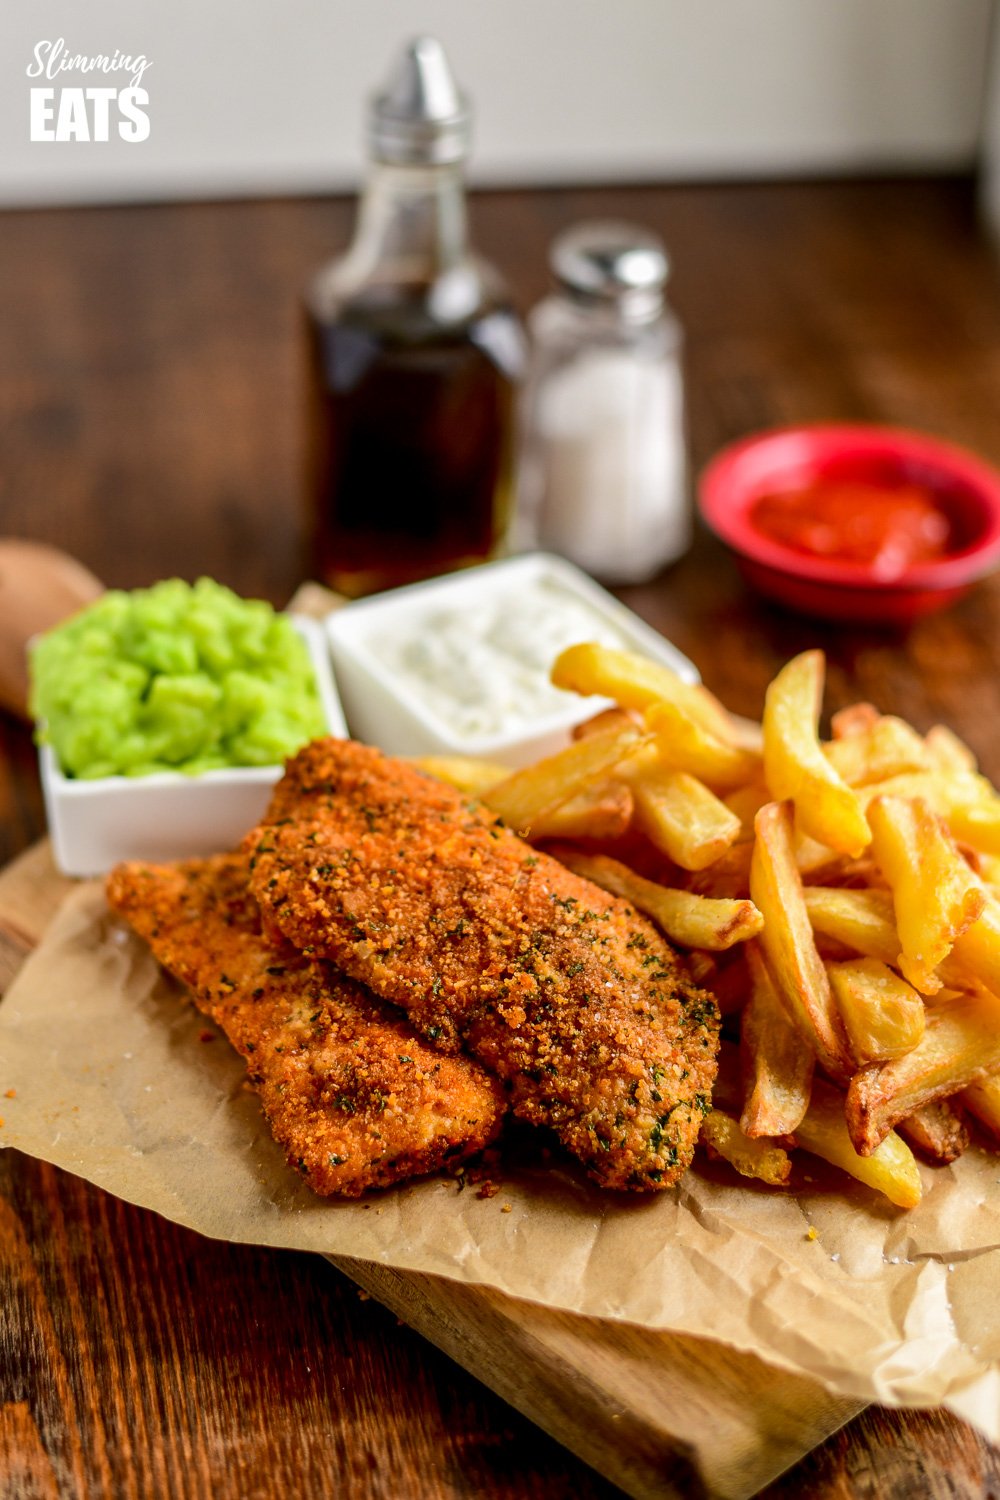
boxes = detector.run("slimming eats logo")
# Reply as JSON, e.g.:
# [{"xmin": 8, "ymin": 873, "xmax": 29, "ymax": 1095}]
[{"xmin": 28, "ymin": 38, "xmax": 150, "ymax": 142}]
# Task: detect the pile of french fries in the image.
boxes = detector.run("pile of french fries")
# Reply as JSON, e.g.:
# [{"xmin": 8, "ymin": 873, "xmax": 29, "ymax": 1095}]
[{"xmin": 417, "ymin": 643, "xmax": 1000, "ymax": 1210}]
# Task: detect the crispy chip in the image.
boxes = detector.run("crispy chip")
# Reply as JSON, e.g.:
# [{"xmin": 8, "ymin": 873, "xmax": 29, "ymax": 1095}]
[
  {"xmin": 723, "ymin": 781, "xmax": 771, "ymax": 842},
  {"xmin": 925, "ymin": 724, "xmax": 978, "ymax": 775},
  {"xmin": 740, "ymin": 942, "xmax": 813, "ymax": 1137},
  {"xmin": 941, "ymin": 884, "xmax": 1000, "ymax": 996},
  {"xmin": 529, "ymin": 781, "xmax": 634, "ymax": 842},
  {"xmin": 551, "ymin": 642, "xmax": 739, "ymax": 743},
  {"xmin": 701, "ymin": 1108, "xmax": 792, "ymax": 1186},
  {"xmin": 629, "ymin": 765, "xmax": 742, "ymax": 871},
  {"xmin": 867, "ymin": 795, "xmax": 985, "ymax": 994},
  {"xmin": 553, "ymin": 848, "xmax": 763, "ymax": 951},
  {"xmin": 414, "ymin": 755, "xmax": 510, "ymax": 796},
  {"xmin": 827, "ymin": 958, "xmax": 925, "ymax": 1066},
  {"xmin": 962, "ymin": 1074, "xmax": 1000, "ymax": 1142},
  {"xmin": 428, "ymin": 637, "xmax": 1000, "ymax": 1208},
  {"xmin": 750, "ymin": 801, "xmax": 852, "ymax": 1080},
  {"xmin": 803, "ymin": 886, "xmax": 900, "ymax": 965},
  {"xmin": 645, "ymin": 701, "xmax": 761, "ymax": 791},
  {"xmin": 858, "ymin": 771, "xmax": 1000, "ymax": 855},
  {"xmin": 484, "ymin": 721, "xmax": 646, "ymax": 836},
  {"xmin": 571, "ymin": 707, "xmax": 642, "ymax": 741},
  {"xmin": 897, "ymin": 1100, "xmax": 969, "ymax": 1165},
  {"xmin": 830, "ymin": 702, "xmax": 881, "ymax": 739},
  {"xmin": 823, "ymin": 716, "xmax": 929, "ymax": 788},
  {"xmin": 846, "ymin": 990, "xmax": 1000, "ymax": 1155},
  {"xmin": 793, "ymin": 1078, "xmax": 922, "ymax": 1208},
  {"xmin": 763, "ymin": 651, "xmax": 871, "ymax": 858}
]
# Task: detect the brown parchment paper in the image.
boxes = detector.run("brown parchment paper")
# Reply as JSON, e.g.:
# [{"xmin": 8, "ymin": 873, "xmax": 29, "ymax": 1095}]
[{"xmin": 3, "ymin": 884, "xmax": 1000, "ymax": 1439}]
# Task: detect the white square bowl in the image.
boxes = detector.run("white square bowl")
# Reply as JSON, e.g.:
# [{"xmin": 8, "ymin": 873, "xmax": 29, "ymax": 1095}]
[
  {"xmin": 325, "ymin": 552, "xmax": 698, "ymax": 767},
  {"xmin": 40, "ymin": 616, "xmax": 347, "ymax": 877}
]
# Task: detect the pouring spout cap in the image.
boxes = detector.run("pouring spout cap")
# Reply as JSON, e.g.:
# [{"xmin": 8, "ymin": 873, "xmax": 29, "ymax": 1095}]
[{"xmin": 370, "ymin": 37, "xmax": 471, "ymax": 166}]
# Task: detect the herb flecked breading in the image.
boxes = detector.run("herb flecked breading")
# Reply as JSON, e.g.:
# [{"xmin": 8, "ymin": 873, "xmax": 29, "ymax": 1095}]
[
  {"xmin": 106, "ymin": 852, "xmax": 505, "ymax": 1197},
  {"xmin": 246, "ymin": 739, "xmax": 721, "ymax": 1191}
]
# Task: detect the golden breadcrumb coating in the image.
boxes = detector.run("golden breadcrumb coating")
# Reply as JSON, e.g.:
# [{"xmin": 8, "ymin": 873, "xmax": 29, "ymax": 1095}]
[
  {"xmin": 246, "ymin": 740, "xmax": 720, "ymax": 1191},
  {"xmin": 106, "ymin": 853, "xmax": 505, "ymax": 1197}
]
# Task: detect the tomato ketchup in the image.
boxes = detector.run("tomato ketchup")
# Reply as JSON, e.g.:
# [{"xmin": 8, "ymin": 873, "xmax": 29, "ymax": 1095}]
[{"xmin": 750, "ymin": 480, "xmax": 953, "ymax": 579}]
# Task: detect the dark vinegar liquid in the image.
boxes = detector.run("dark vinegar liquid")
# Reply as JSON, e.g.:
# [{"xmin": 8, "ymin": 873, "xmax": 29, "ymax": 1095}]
[{"xmin": 304, "ymin": 283, "xmax": 523, "ymax": 597}]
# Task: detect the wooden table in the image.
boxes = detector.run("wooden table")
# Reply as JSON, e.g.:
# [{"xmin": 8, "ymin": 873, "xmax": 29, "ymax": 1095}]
[{"xmin": 3, "ymin": 177, "xmax": 1000, "ymax": 1497}]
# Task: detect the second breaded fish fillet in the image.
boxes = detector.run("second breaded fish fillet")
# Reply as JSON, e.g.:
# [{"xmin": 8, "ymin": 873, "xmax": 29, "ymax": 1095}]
[
  {"xmin": 246, "ymin": 740, "xmax": 720, "ymax": 1192},
  {"xmin": 106, "ymin": 853, "xmax": 505, "ymax": 1198}
]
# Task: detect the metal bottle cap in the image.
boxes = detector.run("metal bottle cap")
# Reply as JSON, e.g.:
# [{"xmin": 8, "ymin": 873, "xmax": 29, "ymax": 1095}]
[
  {"xmin": 369, "ymin": 37, "xmax": 472, "ymax": 166},
  {"xmin": 551, "ymin": 221, "xmax": 669, "ymax": 319}
]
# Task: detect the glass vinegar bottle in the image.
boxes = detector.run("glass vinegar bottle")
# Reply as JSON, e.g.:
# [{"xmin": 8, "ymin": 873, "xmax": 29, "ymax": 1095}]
[{"xmin": 303, "ymin": 38, "xmax": 525, "ymax": 598}]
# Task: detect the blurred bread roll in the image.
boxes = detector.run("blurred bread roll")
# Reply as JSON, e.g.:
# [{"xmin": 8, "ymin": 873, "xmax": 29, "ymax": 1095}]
[{"xmin": 0, "ymin": 540, "xmax": 103, "ymax": 718}]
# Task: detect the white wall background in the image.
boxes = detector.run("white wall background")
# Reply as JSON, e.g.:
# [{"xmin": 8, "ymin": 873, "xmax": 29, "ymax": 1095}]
[
  {"xmin": 979, "ymin": 10, "xmax": 1000, "ymax": 235},
  {"xmin": 0, "ymin": 0, "xmax": 993, "ymax": 207}
]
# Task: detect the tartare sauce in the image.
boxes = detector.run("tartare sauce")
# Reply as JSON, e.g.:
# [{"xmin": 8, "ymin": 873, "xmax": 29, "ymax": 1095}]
[{"xmin": 365, "ymin": 573, "xmax": 634, "ymax": 743}]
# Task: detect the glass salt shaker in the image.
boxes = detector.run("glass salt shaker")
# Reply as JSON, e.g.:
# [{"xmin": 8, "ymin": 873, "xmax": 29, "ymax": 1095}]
[{"xmin": 518, "ymin": 222, "xmax": 690, "ymax": 585}]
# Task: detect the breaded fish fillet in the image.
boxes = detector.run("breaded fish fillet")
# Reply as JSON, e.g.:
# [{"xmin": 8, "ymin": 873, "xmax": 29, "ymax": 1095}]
[
  {"xmin": 246, "ymin": 740, "xmax": 720, "ymax": 1192},
  {"xmin": 106, "ymin": 853, "xmax": 505, "ymax": 1198}
]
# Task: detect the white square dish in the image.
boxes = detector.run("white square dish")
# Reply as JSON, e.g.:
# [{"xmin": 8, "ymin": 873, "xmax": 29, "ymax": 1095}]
[
  {"xmin": 40, "ymin": 615, "xmax": 347, "ymax": 877},
  {"xmin": 325, "ymin": 552, "xmax": 698, "ymax": 766}
]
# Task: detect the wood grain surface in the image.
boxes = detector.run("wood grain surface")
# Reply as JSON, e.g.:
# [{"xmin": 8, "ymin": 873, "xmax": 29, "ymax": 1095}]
[
  {"xmin": 4, "ymin": 176, "xmax": 1000, "ymax": 1497},
  {"xmin": 0, "ymin": 841, "xmax": 866, "ymax": 1500}
]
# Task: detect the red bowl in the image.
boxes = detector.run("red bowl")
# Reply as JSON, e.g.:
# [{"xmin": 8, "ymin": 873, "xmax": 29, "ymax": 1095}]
[{"xmin": 698, "ymin": 424, "xmax": 1000, "ymax": 623}]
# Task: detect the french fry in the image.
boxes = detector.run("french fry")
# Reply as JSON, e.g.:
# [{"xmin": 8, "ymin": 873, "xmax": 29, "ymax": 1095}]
[
  {"xmin": 957, "ymin": 844, "xmax": 985, "ymax": 878},
  {"xmin": 961, "ymin": 1074, "xmax": 1000, "ymax": 1142},
  {"xmin": 740, "ymin": 942, "xmax": 813, "ymax": 1137},
  {"xmin": 792, "ymin": 832, "xmax": 843, "ymax": 879},
  {"xmin": 700, "ymin": 1108, "xmax": 792, "ymax": 1187},
  {"xmin": 975, "ymin": 854, "xmax": 1000, "ymax": 889},
  {"xmin": 629, "ymin": 766, "xmax": 742, "ymax": 871},
  {"xmin": 925, "ymin": 724, "xmax": 978, "ymax": 775},
  {"xmin": 484, "ymin": 721, "xmax": 646, "ymax": 836},
  {"xmin": 943, "ymin": 883, "xmax": 1000, "ymax": 997},
  {"xmin": 830, "ymin": 702, "xmax": 881, "ymax": 739},
  {"xmin": 762, "ymin": 651, "xmax": 871, "ymax": 857},
  {"xmin": 897, "ymin": 1100, "xmax": 969, "ymax": 1165},
  {"xmin": 845, "ymin": 989, "xmax": 1000, "ymax": 1155},
  {"xmin": 792, "ymin": 1077, "xmax": 922, "ymax": 1209},
  {"xmin": 723, "ymin": 781, "xmax": 771, "ymax": 841},
  {"xmin": 554, "ymin": 849, "xmax": 763, "ymax": 950},
  {"xmin": 571, "ymin": 706, "xmax": 641, "ymax": 741},
  {"xmin": 827, "ymin": 958, "xmax": 925, "ymax": 1066},
  {"xmin": 858, "ymin": 771, "xmax": 1000, "ymax": 856},
  {"xmin": 946, "ymin": 798, "xmax": 1000, "ymax": 857},
  {"xmin": 645, "ymin": 701, "xmax": 761, "ymax": 791},
  {"xmin": 683, "ymin": 842, "xmax": 753, "ymax": 899},
  {"xmin": 855, "ymin": 768, "xmax": 989, "ymax": 807},
  {"xmin": 551, "ymin": 642, "xmax": 740, "ymax": 745},
  {"xmin": 726, "ymin": 714, "xmax": 765, "ymax": 755},
  {"xmin": 529, "ymin": 781, "xmax": 634, "ymax": 841},
  {"xmin": 533, "ymin": 634, "xmax": 1000, "ymax": 1206},
  {"xmin": 750, "ymin": 801, "xmax": 852, "ymax": 1080},
  {"xmin": 803, "ymin": 887, "xmax": 900, "ymax": 966},
  {"xmin": 823, "ymin": 716, "xmax": 929, "ymax": 788},
  {"xmin": 413, "ymin": 755, "xmax": 509, "ymax": 796},
  {"xmin": 867, "ymin": 795, "xmax": 985, "ymax": 994}
]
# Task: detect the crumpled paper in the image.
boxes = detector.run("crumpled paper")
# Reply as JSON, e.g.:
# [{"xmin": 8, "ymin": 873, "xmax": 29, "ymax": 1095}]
[{"xmin": 3, "ymin": 882, "xmax": 1000, "ymax": 1440}]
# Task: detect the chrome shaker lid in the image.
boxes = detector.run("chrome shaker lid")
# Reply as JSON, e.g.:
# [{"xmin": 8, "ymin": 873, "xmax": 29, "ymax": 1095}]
[
  {"xmin": 551, "ymin": 222, "xmax": 669, "ymax": 318},
  {"xmin": 369, "ymin": 37, "xmax": 471, "ymax": 166}
]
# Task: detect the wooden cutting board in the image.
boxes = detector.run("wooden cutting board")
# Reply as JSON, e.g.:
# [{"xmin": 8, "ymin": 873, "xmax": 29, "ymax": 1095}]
[{"xmin": 0, "ymin": 839, "xmax": 863, "ymax": 1500}]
